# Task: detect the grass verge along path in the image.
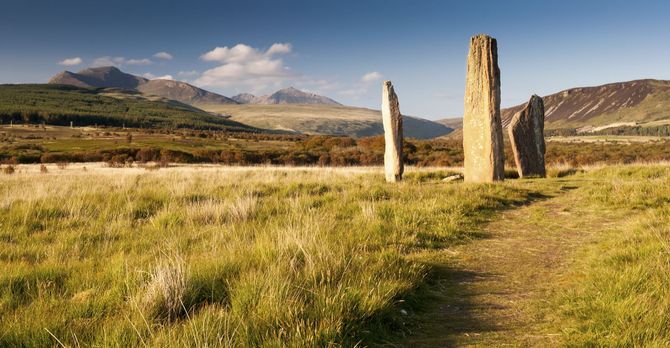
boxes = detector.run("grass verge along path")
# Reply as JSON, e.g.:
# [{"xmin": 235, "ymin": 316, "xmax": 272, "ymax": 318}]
[{"xmin": 400, "ymin": 176, "xmax": 624, "ymax": 347}]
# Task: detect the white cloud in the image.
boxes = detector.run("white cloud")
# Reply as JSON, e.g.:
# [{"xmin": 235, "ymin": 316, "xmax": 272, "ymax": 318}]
[
  {"xmin": 201, "ymin": 44, "xmax": 261, "ymax": 63},
  {"xmin": 142, "ymin": 73, "xmax": 174, "ymax": 80},
  {"xmin": 153, "ymin": 52, "xmax": 173, "ymax": 60},
  {"xmin": 195, "ymin": 43, "xmax": 293, "ymax": 91},
  {"xmin": 58, "ymin": 57, "xmax": 83, "ymax": 66},
  {"xmin": 266, "ymin": 43, "xmax": 292, "ymax": 56},
  {"xmin": 361, "ymin": 71, "xmax": 383, "ymax": 83},
  {"xmin": 90, "ymin": 56, "xmax": 152, "ymax": 67}
]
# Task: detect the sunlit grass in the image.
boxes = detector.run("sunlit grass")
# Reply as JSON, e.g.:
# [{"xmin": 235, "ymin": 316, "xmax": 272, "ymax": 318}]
[
  {"xmin": 550, "ymin": 165, "xmax": 670, "ymax": 346},
  {"xmin": 4, "ymin": 164, "xmax": 670, "ymax": 346},
  {"xmin": 0, "ymin": 167, "xmax": 531, "ymax": 346}
]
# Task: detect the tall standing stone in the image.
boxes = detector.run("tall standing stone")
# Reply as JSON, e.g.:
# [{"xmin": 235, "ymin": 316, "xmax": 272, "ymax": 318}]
[
  {"xmin": 463, "ymin": 34, "xmax": 505, "ymax": 183},
  {"xmin": 508, "ymin": 95, "xmax": 546, "ymax": 178},
  {"xmin": 382, "ymin": 80, "xmax": 403, "ymax": 182}
]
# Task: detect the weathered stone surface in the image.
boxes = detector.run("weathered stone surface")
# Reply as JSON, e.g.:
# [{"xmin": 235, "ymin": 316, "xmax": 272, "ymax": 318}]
[
  {"xmin": 508, "ymin": 95, "xmax": 546, "ymax": 178},
  {"xmin": 381, "ymin": 80, "xmax": 403, "ymax": 182},
  {"xmin": 463, "ymin": 34, "xmax": 505, "ymax": 183}
]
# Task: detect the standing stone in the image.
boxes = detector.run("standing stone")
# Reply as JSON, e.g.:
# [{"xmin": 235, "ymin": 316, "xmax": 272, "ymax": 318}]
[
  {"xmin": 382, "ymin": 80, "xmax": 403, "ymax": 182},
  {"xmin": 508, "ymin": 95, "xmax": 546, "ymax": 178},
  {"xmin": 463, "ymin": 34, "xmax": 505, "ymax": 183}
]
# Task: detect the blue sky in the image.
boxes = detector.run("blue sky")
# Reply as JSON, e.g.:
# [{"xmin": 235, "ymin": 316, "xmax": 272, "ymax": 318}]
[{"xmin": 1, "ymin": 0, "xmax": 669, "ymax": 119}]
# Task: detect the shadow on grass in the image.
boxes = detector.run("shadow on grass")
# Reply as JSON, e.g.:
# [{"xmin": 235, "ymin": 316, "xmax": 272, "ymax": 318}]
[
  {"xmin": 360, "ymin": 263, "xmax": 503, "ymax": 347},
  {"xmin": 362, "ymin": 187, "xmax": 564, "ymax": 347}
]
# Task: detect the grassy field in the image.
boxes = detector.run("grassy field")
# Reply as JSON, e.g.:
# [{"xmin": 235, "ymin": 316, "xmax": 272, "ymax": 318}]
[
  {"xmin": 550, "ymin": 165, "xmax": 670, "ymax": 346},
  {"xmin": 547, "ymin": 135, "xmax": 666, "ymax": 143},
  {"xmin": 2, "ymin": 164, "xmax": 670, "ymax": 346},
  {"xmin": 0, "ymin": 165, "xmax": 526, "ymax": 346}
]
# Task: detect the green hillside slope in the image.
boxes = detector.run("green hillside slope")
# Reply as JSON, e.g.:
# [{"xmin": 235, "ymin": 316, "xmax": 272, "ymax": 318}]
[{"xmin": 0, "ymin": 84, "xmax": 257, "ymax": 132}]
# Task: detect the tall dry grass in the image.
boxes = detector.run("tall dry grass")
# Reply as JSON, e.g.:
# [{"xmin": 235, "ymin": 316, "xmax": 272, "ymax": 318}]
[{"xmin": 0, "ymin": 166, "xmax": 532, "ymax": 346}]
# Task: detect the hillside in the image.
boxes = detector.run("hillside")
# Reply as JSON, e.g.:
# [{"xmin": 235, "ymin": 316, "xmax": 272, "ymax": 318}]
[
  {"xmin": 231, "ymin": 93, "xmax": 263, "ymax": 104},
  {"xmin": 49, "ymin": 66, "xmax": 147, "ymax": 90},
  {"xmin": 437, "ymin": 117, "xmax": 463, "ymax": 130},
  {"xmin": 138, "ymin": 79, "xmax": 237, "ymax": 105},
  {"xmin": 438, "ymin": 79, "xmax": 670, "ymax": 134},
  {"xmin": 502, "ymin": 79, "xmax": 670, "ymax": 130},
  {"xmin": 49, "ymin": 66, "xmax": 238, "ymax": 105},
  {"xmin": 199, "ymin": 104, "xmax": 453, "ymax": 139},
  {"xmin": 232, "ymin": 87, "xmax": 341, "ymax": 105},
  {"xmin": 0, "ymin": 84, "xmax": 256, "ymax": 131}
]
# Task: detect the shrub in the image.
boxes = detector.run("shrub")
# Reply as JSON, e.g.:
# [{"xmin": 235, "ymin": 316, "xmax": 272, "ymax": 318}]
[{"xmin": 3, "ymin": 165, "xmax": 15, "ymax": 175}]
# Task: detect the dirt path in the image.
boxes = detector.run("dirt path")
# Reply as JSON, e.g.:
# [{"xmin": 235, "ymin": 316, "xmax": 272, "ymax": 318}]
[{"xmin": 399, "ymin": 179, "xmax": 619, "ymax": 347}]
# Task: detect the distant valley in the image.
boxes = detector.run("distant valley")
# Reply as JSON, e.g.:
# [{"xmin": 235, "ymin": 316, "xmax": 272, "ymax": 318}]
[{"xmin": 199, "ymin": 104, "xmax": 453, "ymax": 139}]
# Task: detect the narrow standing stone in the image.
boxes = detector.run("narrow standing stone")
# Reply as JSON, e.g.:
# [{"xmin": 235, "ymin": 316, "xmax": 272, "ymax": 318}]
[
  {"xmin": 508, "ymin": 95, "xmax": 546, "ymax": 178},
  {"xmin": 382, "ymin": 80, "xmax": 403, "ymax": 182},
  {"xmin": 463, "ymin": 34, "xmax": 505, "ymax": 182}
]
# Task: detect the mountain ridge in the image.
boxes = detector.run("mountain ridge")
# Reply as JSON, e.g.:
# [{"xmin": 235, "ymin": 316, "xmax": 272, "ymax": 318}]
[
  {"xmin": 49, "ymin": 66, "xmax": 237, "ymax": 105},
  {"xmin": 232, "ymin": 87, "xmax": 341, "ymax": 105},
  {"xmin": 501, "ymin": 79, "xmax": 670, "ymax": 129}
]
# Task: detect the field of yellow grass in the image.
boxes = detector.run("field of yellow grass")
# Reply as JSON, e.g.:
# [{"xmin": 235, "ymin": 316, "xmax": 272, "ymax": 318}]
[{"xmin": 2, "ymin": 164, "xmax": 670, "ymax": 346}]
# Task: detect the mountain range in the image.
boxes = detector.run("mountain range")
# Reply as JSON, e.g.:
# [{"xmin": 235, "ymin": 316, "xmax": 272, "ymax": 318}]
[
  {"xmin": 49, "ymin": 66, "xmax": 237, "ymax": 105},
  {"xmin": 231, "ymin": 88, "xmax": 341, "ymax": 105},
  {"xmin": 47, "ymin": 66, "xmax": 452, "ymax": 138},
  {"xmin": 48, "ymin": 67, "xmax": 670, "ymax": 138},
  {"xmin": 49, "ymin": 66, "xmax": 341, "ymax": 107}
]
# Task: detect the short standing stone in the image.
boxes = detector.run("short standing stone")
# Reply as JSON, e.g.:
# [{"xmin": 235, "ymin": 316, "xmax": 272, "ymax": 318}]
[
  {"xmin": 382, "ymin": 80, "xmax": 403, "ymax": 182},
  {"xmin": 463, "ymin": 34, "xmax": 505, "ymax": 183},
  {"xmin": 508, "ymin": 95, "xmax": 546, "ymax": 178}
]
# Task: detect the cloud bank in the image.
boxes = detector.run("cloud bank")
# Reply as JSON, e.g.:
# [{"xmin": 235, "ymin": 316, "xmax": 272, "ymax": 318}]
[{"xmin": 195, "ymin": 43, "xmax": 293, "ymax": 92}]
